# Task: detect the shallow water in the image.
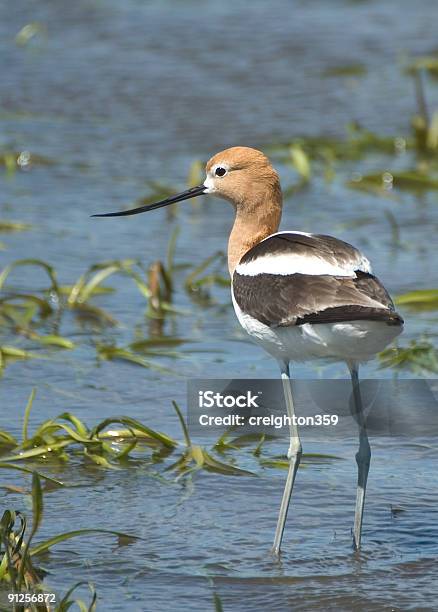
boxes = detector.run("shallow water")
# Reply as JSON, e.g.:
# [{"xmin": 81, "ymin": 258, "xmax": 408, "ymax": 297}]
[{"xmin": 1, "ymin": 0, "xmax": 438, "ymax": 610}]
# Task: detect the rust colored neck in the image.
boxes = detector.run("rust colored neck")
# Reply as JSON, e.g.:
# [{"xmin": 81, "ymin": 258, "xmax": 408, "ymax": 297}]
[{"xmin": 227, "ymin": 185, "xmax": 282, "ymax": 276}]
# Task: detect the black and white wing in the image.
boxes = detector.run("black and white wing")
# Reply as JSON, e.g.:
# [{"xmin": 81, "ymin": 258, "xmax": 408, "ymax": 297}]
[{"xmin": 232, "ymin": 232, "xmax": 403, "ymax": 328}]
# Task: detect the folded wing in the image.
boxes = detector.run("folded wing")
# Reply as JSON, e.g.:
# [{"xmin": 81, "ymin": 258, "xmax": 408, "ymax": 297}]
[{"xmin": 232, "ymin": 232, "xmax": 403, "ymax": 328}]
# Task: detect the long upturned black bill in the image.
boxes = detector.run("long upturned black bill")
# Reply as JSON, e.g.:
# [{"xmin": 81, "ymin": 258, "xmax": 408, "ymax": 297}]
[{"xmin": 91, "ymin": 184, "xmax": 206, "ymax": 217}]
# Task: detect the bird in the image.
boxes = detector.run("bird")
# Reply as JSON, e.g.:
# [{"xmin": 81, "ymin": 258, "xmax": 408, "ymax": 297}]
[{"xmin": 93, "ymin": 146, "xmax": 404, "ymax": 556}]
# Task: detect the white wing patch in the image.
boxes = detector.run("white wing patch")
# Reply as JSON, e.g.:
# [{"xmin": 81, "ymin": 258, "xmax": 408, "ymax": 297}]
[{"xmin": 236, "ymin": 232, "xmax": 371, "ymax": 277}]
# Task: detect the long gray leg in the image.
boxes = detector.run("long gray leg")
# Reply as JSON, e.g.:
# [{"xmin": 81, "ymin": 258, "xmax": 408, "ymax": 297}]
[
  {"xmin": 272, "ymin": 362, "xmax": 302, "ymax": 556},
  {"xmin": 349, "ymin": 363, "xmax": 371, "ymax": 550}
]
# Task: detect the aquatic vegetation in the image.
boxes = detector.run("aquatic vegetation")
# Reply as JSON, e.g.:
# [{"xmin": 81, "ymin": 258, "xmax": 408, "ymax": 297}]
[
  {"xmin": 96, "ymin": 342, "xmax": 177, "ymax": 373},
  {"xmin": 0, "ymin": 345, "xmax": 43, "ymax": 371},
  {"xmin": 65, "ymin": 227, "xmax": 179, "ymax": 322},
  {"xmin": 0, "ymin": 259, "xmax": 76, "ymax": 368},
  {"xmin": 266, "ymin": 123, "xmax": 414, "ymax": 197},
  {"xmin": 259, "ymin": 452, "xmax": 342, "ymax": 470},
  {"xmin": 0, "ymin": 392, "xmax": 279, "ymax": 605},
  {"xmin": 407, "ymin": 52, "xmax": 438, "ymax": 80},
  {"xmin": 379, "ymin": 340, "xmax": 438, "ymax": 374},
  {"xmin": 0, "ymin": 391, "xmax": 176, "ymax": 468},
  {"xmin": 323, "ymin": 63, "xmax": 367, "ymax": 78},
  {"xmin": 0, "ymin": 471, "xmax": 134, "ymax": 610},
  {"xmin": 267, "ymin": 70, "xmax": 438, "ymax": 202},
  {"xmin": 0, "ymin": 388, "xmax": 342, "ymax": 488},
  {"xmin": 184, "ymin": 250, "xmax": 229, "ymax": 305},
  {"xmin": 268, "ymin": 122, "xmax": 403, "ymax": 165},
  {"xmin": 167, "ymin": 402, "xmax": 255, "ymax": 478},
  {"xmin": 96, "ymin": 334, "xmax": 214, "ymax": 373},
  {"xmin": 0, "ymin": 391, "xmax": 256, "ymax": 476},
  {"xmin": 125, "ymin": 160, "xmax": 204, "ymax": 221},
  {"xmin": 186, "ymin": 159, "xmax": 204, "ymax": 187},
  {"xmin": 0, "ymin": 234, "xmax": 231, "ymax": 371},
  {"xmin": 348, "ymin": 168, "xmax": 438, "ymax": 194},
  {"xmin": 282, "ymin": 144, "xmax": 313, "ymax": 195},
  {"xmin": 0, "ymin": 220, "xmax": 32, "ymax": 233},
  {"xmin": 405, "ymin": 63, "xmax": 438, "ymax": 155},
  {"xmin": 0, "ymin": 218, "xmax": 30, "ymax": 250},
  {"xmin": 15, "ymin": 22, "xmax": 47, "ymax": 47},
  {"xmin": 395, "ymin": 289, "xmax": 438, "ymax": 312},
  {"xmin": 57, "ymin": 582, "xmax": 97, "ymax": 612},
  {"xmin": 0, "ymin": 149, "xmax": 54, "ymax": 176},
  {"xmin": 212, "ymin": 587, "xmax": 224, "ymax": 612},
  {"xmin": 288, "ymin": 143, "xmax": 311, "ymax": 181}
]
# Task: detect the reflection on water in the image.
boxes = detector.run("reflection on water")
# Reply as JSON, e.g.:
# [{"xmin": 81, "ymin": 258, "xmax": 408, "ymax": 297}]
[{"xmin": 1, "ymin": 0, "xmax": 438, "ymax": 609}]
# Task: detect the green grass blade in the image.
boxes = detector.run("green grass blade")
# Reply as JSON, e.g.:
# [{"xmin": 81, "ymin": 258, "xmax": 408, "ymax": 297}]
[
  {"xmin": 166, "ymin": 225, "xmax": 180, "ymax": 282},
  {"xmin": 260, "ymin": 459, "xmax": 291, "ymax": 469},
  {"xmin": 396, "ymin": 289, "xmax": 438, "ymax": 311},
  {"xmin": 289, "ymin": 144, "xmax": 311, "ymax": 180},
  {"xmin": 17, "ymin": 472, "xmax": 43, "ymax": 588},
  {"xmin": 92, "ymin": 417, "xmax": 177, "ymax": 449},
  {"xmin": 0, "ymin": 258, "xmax": 59, "ymax": 294},
  {"xmin": 30, "ymin": 529, "xmax": 139, "ymax": 557},
  {"xmin": 0, "ymin": 439, "xmax": 72, "ymax": 461},
  {"xmin": 31, "ymin": 472, "xmax": 43, "ymax": 533},
  {"xmin": 172, "ymin": 401, "xmax": 191, "ymax": 447},
  {"xmin": 0, "ymin": 220, "xmax": 32, "ymax": 233},
  {"xmin": 0, "ymin": 463, "xmax": 64, "ymax": 486},
  {"xmin": 202, "ymin": 449, "xmax": 256, "ymax": 476},
  {"xmin": 184, "ymin": 251, "xmax": 222, "ymax": 290},
  {"xmin": 31, "ymin": 334, "xmax": 75, "ymax": 349},
  {"xmin": 79, "ymin": 265, "xmax": 122, "ymax": 303},
  {"xmin": 22, "ymin": 388, "xmax": 36, "ymax": 443},
  {"xmin": 55, "ymin": 412, "xmax": 89, "ymax": 438},
  {"xmin": 83, "ymin": 449, "xmax": 116, "ymax": 468},
  {"xmin": 0, "ymin": 431, "xmax": 18, "ymax": 446},
  {"xmin": 97, "ymin": 344, "xmax": 175, "ymax": 374},
  {"xmin": 57, "ymin": 581, "xmax": 97, "ymax": 612},
  {"xmin": 0, "ymin": 346, "xmax": 42, "ymax": 360},
  {"xmin": 213, "ymin": 591, "xmax": 224, "ymax": 612}
]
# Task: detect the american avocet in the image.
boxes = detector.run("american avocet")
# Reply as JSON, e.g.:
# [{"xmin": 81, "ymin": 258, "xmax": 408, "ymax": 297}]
[{"xmin": 93, "ymin": 146, "xmax": 403, "ymax": 555}]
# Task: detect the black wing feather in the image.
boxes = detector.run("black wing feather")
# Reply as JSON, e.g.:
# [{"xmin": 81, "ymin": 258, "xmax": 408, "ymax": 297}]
[{"xmin": 233, "ymin": 270, "xmax": 403, "ymax": 328}]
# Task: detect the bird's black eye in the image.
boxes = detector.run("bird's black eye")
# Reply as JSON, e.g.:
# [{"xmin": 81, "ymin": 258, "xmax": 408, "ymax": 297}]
[{"xmin": 215, "ymin": 167, "xmax": 226, "ymax": 177}]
